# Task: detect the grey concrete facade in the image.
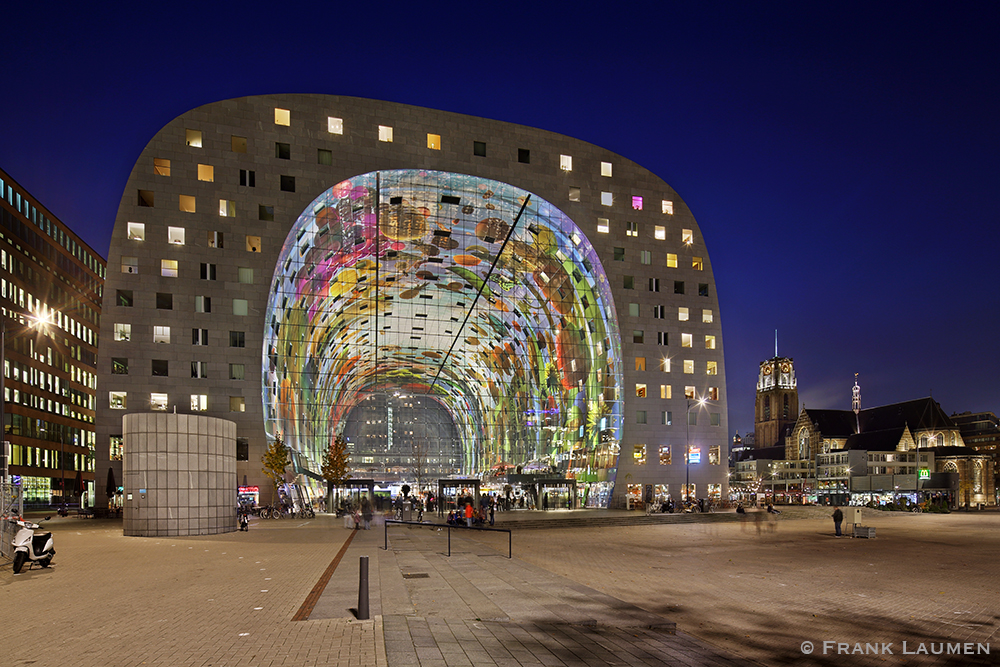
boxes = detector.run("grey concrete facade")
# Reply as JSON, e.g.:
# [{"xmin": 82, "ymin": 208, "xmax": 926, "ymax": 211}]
[{"xmin": 96, "ymin": 94, "xmax": 728, "ymax": 509}]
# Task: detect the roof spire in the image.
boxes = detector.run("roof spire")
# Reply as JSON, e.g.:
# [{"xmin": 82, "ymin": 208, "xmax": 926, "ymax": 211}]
[
  {"xmin": 774, "ymin": 329, "xmax": 778, "ymax": 358},
  {"xmin": 852, "ymin": 373, "xmax": 861, "ymax": 433}
]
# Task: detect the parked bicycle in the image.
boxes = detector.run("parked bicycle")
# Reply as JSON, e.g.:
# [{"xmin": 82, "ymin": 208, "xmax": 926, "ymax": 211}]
[{"xmin": 297, "ymin": 507, "xmax": 316, "ymax": 519}]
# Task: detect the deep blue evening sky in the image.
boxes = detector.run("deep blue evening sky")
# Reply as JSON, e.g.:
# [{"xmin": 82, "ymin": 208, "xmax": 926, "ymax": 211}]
[{"xmin": 3, "ymin": 3, "xmax": 998, "ymax": 435}]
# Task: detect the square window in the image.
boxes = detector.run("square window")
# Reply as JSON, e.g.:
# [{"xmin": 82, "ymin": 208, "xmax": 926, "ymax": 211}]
[
  {"xmin": 685, "ymin": 386, "xmax": 696, "ymax": 399},
  {"xmin": 179, "ymin": 195, "xmax": 196, "ymax": 213},
  {"xmin": 138, "ymin": 190, "xmax": 154, "ymax": 207},
  {"xmin": 230, "ymin": 396, "xmax": 246, "ymax": 412},
  {"xmin": 156, "ymin": 292, "xmax": 173, "ymax": 310},
  {"xmin": 280, "ymin": 175, "xmax": 295, "ymax": 192},
  {"xmin": 659, "ymin": 445, "xmax": 672, "ymax": 464},
  {"xmin": 683, "ymin": 360, "xmax": 694, "ymax": 374},
  {"xmin": 200, "ymin": 263, "xmax": 217, "ymax": 280},
  {"xmin": 633, "ymin": 330, "xmax": 644, "ymax": 344},
  {"xmin": 662, "ymin": 200, "xmax": 674, "ymax": 215},
  {"xmin": 636, "ymin": 383, "xmax": 647, "ymax": 398},
  {"xmin": 614, "ymin": 247, "xmax": 625, "ymax": 261},
  {"xmin": 378, "ymin": 125, "xmax": 393, "ymax": 142},
  {"xmin": 633, "ymin": 445, "xmax": 646, "ymax": 465},
  {"xmin": 601, "ymin": 162, "xmax": 613, "ymax": 177},
  {"xmin": 112, "ymin": 358, "xmax": 128, "ymax": 375},
  {"xmin": 275, "ymin": 142, "xmax": 290, "ymax": 159},
  {"xmin": 153, "ymin": 158, "xmax": 170, "ymax": 177},
  {"xmin": 151, "ymin": 359, "xmax": 169, "ymax": 377},
  {"xmin": 657, "ymin": 332, "xmax": 668, "ymax": 346},
  {"xmin": 246, "ymin": 235, "xmax": 261, "ymax": 252},
  {"xmin": 191, "ymin": 394, "xmax": 208, "ymax": 411},
  {"xmin": 240, "ymin": 169, "xmax": 255, "ymax": 187},
  {"xmin": 185, "ymin": 129, "xmax": 202, "ymax": 148},
  {"xmin": 693, "ymin": 257, "xmax": 703, "ymax": 270},
  {"xmin": 710, "ymin": 413, "xmax": 721, "ymax": 428},
  {"xmin": 624, "ymin": 276, "xmax": 634, "ymax": 290},
  {"xmin": 636, "ymin": 411, "xmax": 647, "ymax": 425},
  {"xmin": 653, "ymin": 305, "xmax": 665, "ymax": 319},
  {"xmin": 560, "ymin": 155, "xmax": 572, "ymax": 171},
  {"xmin": 114, "ymin": 323, "xmax": 131, "ymax": 341},
  {"xmin": 678, "ymin": 307, "xmax": 689, "ymax": 321},
  {"xmin": 682, "ymin": 228, "xmax": 693, "ymax": 244},
  {"xmin": 632, "ymin": 196, "xmax": 643, "ymax": 210},
  {"xmin": 705, "ymin": 335, "xmax": 716, "ymax": 350},
  {"xmin": 153, "ymin": 326, "xmax": 170, "ymax": 344},
  {"xmin": 601, "ymin": 191, "xmax": 613, "ymax": 206},
  {"xmin": 259, "ymin": 205, "xmax": 274, "ymax": 221},
  {"xmin": 233, "ymin": 299, "xmax": 248, "ymax": 316},
  {"xmin": 231, "ymin": 135, "xmax": 247, "ymax": 152},
  {"xmin": 635, "ymin": 357, "xmax": 646, "ymax": 371},
  {"xmin": 194, "ymin": 296, "xmax": 211, "ymax": 313},
  {"xmin": 219, "ymin": 199, "xmax": 236, "ymax": 217},
  {"xmin": 191, "ymin": 361, "xmax": 208, "ymax": 379},
  {"xmin": 660, "ymin": 358, "xmax": 671, "ymax": 372},
  {"xmin": 702, "ymin": 309, "xmax": 713, "ymax": 323},
  {"xmin": 699, "ymin": 283, "xmax": 710, "ymax": 297},
  {"xmin": 208, "ymin": 231, "xmax": 224, "ymax": 248},
  {"xmin": 640, "ymin": 250, "xmax": 651, "ymax": 265},
  {"xmin": 127, "ymin": 222, "xmax": 145, "ymax": 241},
  {"xmin": 682, "ymin": 333, "xmax": 693, "ymax": 348},
  {"xmin": 229, "ymin": 331, "xmax": 246, "ymax": 348},
  {"xmin": 708, "ymin": 387, "xmax": 719, "ymax": 401},
  {"xmin": 660, "ymin": 384, "xmax": 671, "ymax": 399},
  {"xmin": 473, "ymin": 141, "xmax": 486, "ymax": 156},
  {"xmin": 707, "ymin": 361, "xmax": 718, "ymax": 375},
  {"xmin": 238, "ymin": 267, "xmax": 253, "ymax": 284},
  {"xmin": 517, "ymin": 148, "xmax": 530, "ymax": 164},
  {"xmin": 654, "ymin": 225, "xmax": 666, "ymax": 240},
  {"xmin": 318, "ymin": 148, "xmax": 332, "ymax": 165},
  {"xmin": 197, "ymin": 164, "xmax": 214, "ymax": 182},
  {"xmin": 328, "ymin": 117, "xmax": 343, "ymax": 134},
  {"xmin": 274, "ymin": 108, "xmax": 290, "ymax": 126},
  {"xmin": 150, "ymin": 393, "xmax": 168, "ymax": 411},
  {"xmin": 229, "ymin": 363, "xmax": 245, "ymax": 380},
  {"xmin": 121, "ymin": 256, "xmax": 139, "ymax": 274},
  {"xmin": 629, "ymin": 303, "xmax": 640, "ymax": 317},
  {"xmin": 427, "ymin": 133, "xmax": 441, "ymax": 150},
  {"xmin": 569, "ymin": 187, "xmax": 581, "ymax": 202},
  {"xmin": 109, "ymin": 391, "xmax": 127, "ymax": 409},
  {"xmin": 649, "ymin": 278, "xmax": 659, "ymax": 292},
  {"xmin": 167, "ymin": 226, "xmax": 185, "ymax": 245},
  {"xmin": 597, "ymin": 218, "xmax": 609, "ymax": 233},
  {"xmin": 666, "ymin": 253, "xmax": 677, "ymax": 268},
  {"xmin": 626, "ymin": 221, "xmax": 638, "ymax": 237},
  {"xmin": 674, "ymin": 280, "xmax": 685, "ymax": 295},
  {"xmin": 192, "ymin": 328, "xmax": 209, "ymax": 345},
  {"xmin": 117, "ymin": 290, "xmax": 133, "ymax": 307}
]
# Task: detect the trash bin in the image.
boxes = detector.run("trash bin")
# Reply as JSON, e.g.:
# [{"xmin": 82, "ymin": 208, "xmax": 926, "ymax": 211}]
[
  {"xmin": 401, "ymin": 501, "xmax": 412, "ymax": 522},
  {"xmin": 852, "ymin": 525, "xmax": 876, "ymax": 539}
]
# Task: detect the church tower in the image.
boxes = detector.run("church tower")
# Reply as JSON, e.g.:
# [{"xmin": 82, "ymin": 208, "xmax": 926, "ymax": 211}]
[{"xmin": 754, "ymin": 356, "xmax": 798, "ymax": 449}]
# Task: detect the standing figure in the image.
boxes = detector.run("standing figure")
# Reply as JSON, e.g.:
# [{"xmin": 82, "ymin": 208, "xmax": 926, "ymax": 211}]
[{"xmin": 832, "ymin": 506, "xmax": 844, "ymax": 537}]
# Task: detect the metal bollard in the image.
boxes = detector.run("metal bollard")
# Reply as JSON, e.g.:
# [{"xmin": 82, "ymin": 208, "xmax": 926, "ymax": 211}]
[{"xmin": 358, "ymin": 556, "xmax": 370, "ymax": 620}]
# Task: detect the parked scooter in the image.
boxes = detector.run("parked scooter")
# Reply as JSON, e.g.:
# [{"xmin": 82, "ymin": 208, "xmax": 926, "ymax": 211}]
[
  {"xmin": 10, "ymin": 518, "xmax": 55, "ymax": 574},
  {"xmin": 238, "ymin": 511, "xmax": 249, "ymax": 531}
]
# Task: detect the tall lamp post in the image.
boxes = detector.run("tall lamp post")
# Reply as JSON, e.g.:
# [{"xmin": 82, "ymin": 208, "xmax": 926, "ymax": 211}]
[{"xmin": 685, "ymin": 397, "xmax": 706, "ymax": 505}]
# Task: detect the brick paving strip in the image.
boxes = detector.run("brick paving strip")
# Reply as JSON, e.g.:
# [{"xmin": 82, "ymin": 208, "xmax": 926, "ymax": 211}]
[{"xmin": 292, "ymin": 527, "xmax": 358, "ymax": 621}]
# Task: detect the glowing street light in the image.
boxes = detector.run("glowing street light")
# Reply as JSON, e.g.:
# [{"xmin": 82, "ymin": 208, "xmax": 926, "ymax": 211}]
[{"xmin": 685, "ymin": 396, "xmax": 708, "ymax": 505}]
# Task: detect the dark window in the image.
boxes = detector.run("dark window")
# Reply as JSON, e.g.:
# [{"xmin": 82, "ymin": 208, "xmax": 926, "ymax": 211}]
[
  {"xmin": 151, "ymin": 359, "xmax": 169, "ymax": 377},
  {"xmin": 614, "ymin": 247, "xmax": 625, "ymax": 261},
  {"xmin": 698, "ymin": 283, "xmax": 709, "ymax": 297},
  {"xmin": 317, "ymin": 149, "xmax": 332, "ymax": 165},
  {"xmin": 624, "ymin": 276, "xmax": 634, "ymax": 289},
  {"xmin": 200, "ymin": 263, "xmax": 217, "ymax": 280},
  {"xmin": 111, "ymin": 358, "xmax": 128, "ymax": 375},
  {"xmin": 783, "ymin": 395, "xmax": 789, "ymax": 419},
  {"xmin": 517, "ymin": 148, "xmax": 530, "ymax": 164},
  {"xmin": 117, "ymin": 290, "xmax": 133, "ymax": 307},
  {"xmin": 649, "ymin": 278, "xmax": 660, "ymax": 292},
  {"xmin": 156, "ymin": 292, "xmax": 173, "ymax": 309},
  {"xmin": 259, "ymin": 205, "xmax": 274, "ymax": 221},
  {"xmin": 764, "ymin": 396, "xmax": 771, "ymax": 420},
  {"xmin": 657, "ymin": 332, "xmax": 668, "ymax": 346},
  {"xmin": 239, "ymin": 169, "xmax": 255, "ymax": 187},
  {"xmin": 138, "ymin": 190, "xmax": 154, "ymax": 207},
  {"xmin": 473, "ymin": 141, "xmax": 486, "ymax": 157},
  {"xmin": 633, "ymin": 330, "xmax": 644, "ymax": 344},
  {"xmin": 236, "ymin": 438, "xmax": 249, "ymax": 461},
  {"xmin": 280, "ymin": 175, "xmax": 295, "ymax": 192},
  {"xmin": 192, "ymin": 328, "xmax": 209, "ymax": 345},
  {"xmin": 275, "ymin": 142, "xmax": 290, "ymax": 159},
  {"xmin": 229, "ymin": 331, "xmax": 246, "ymax": 348},
  {"xmin": 674, "ymin": 281, "xmax": 685, "ymax": 295}
]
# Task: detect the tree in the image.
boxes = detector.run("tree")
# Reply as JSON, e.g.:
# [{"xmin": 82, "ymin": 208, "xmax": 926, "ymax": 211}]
[
  {"xmin": 321, "ymin": 432, "xmax": 351, "ymax": 509},
  {"xmin": 261, "ymin": 433, "xmax": 290, "ymax": 504}
]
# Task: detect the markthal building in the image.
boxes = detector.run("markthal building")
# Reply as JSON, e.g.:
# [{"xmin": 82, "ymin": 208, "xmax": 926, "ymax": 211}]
[{"xmin": 96, "ymin": 95, "xmax": 728, "ymax": 530}]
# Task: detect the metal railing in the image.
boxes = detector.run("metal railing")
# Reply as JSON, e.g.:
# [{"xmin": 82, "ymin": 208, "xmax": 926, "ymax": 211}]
[{"xmin": 383, "ymin": 519, "xmax": 511, "ymax": 559}]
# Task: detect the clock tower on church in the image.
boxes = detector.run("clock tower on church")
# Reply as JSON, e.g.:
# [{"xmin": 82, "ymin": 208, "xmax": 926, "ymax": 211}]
[{"xmin": 754, "ymin": 356, "xmax": 798, "ymax": 449}]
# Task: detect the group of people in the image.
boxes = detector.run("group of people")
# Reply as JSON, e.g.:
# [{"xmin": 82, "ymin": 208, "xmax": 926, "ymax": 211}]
[{"xmin": 445, "ymin": 499, "xmax": 495, "ymax": 527}]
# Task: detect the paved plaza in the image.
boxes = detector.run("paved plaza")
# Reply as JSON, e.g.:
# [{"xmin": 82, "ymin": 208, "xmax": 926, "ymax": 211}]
[{"xmin": 2, "ymin": 508, "xmax": 997, "ymax": 666}]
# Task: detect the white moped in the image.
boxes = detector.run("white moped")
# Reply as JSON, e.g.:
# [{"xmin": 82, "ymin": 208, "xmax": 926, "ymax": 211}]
[{"xmin": 10, "ymin": 518, "xmax": 55, "ymax": 574}]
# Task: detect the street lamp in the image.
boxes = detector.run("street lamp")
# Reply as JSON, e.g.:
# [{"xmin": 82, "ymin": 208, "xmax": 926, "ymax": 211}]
[{"xmin": 685, "ymin": 396, "xmax": 707, "ymax": 505}]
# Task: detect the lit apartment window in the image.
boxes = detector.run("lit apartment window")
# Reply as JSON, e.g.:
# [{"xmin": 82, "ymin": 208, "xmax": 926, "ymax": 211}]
[
  {"xmin": 682, "ymin": 333, "xmax": 693, "ymax": 348},
  {"xmin": 659, "ymin": 446, "xmax": 671, "ymax": 464},
  {"xmin": 194, "ymin": 296, "xmax": 211, "ymax": 313},
  {"xmin": 208, "ymin": 231, "xmax": 224, "ymax": 248},
  {"xmin": 708, "ymin": 387, "xmax": 719, "ymax": 401},
  {"xmin": 191, "ymin": 361, "xmax": 208, "ymax": 378},
  {"xmin": 678, "ymin": 307, "xmax": 689, "ymax": 321},
  {"xmin": 707, "ymin": 361, "xmax": 718, "ymax": 376},
  {"xmin": 654, "ymin": 225, "xmax": 666, "ymax": 240},
  {"xmin": 197, "ymin": 164, "xmax": 214, "ymax": 182},
  {"xmin": 640, "ymin": 250, "xmax": 651, "ymax": 265},
  {"xmin": 633, "ymin": 445, "xmax": 646, "ymax": 465},
  {"xmin": 597, "ymin": 218, "xmax": 609, "ymax": 234},
  {"xmin": 636, "ymin": 384, "xmax": 647, "ymax": 398},
  {"xmin": 685, "ymin": 386, "xmax": 696, "ymax": 399},
  {"xmin": 238, "ymin": 267, "xmax": 253, "ymax": 284},
  {"xmin": 705, "ymin": 335, "xmax": 716, "ymax": 350},
  {"xmin": 167, "ymin": 227, "xmax": 185, "ymax": 245},
  {"xmin": 693, "ymin": 257, "xmax": 703, "ymax": 271},
  {"xmin": 601, "ymin": 162, "xmax": 613, "ymax": 177},
  {"xmin": 601, "ymin": 191, "xmax": 613, "ymax": 206},
  {"xmin": 121, "ymin": 257, "xmax": 138, "ymax": 274},
  {"xmin": 153, "ymin": 158, "xmax": 170, "ymax": 176},
  {"xmin": 231, "ymin": 136, "xmax": 247, "ymax": 152},
  {"xmin": 112, "ymin": 358, "xmax": 128, "ymax": 375},
  {"xmin": 660, "ymin": 385, "xmax": 671, "ymax": 399},
  {"xmin": 662, "ymin": 200, "xmax": 673, "ymax": 215},
  {"xmin": 127, "ymin": 222, "xmax": 145, "ymax": 241},
  {"xmin": 109, "ymin": 391, "xmax": 127, "ymax": 409},
  {"xmin": 153, "ymin": 326, "xmax": 170, "ymax": 344},
  {"xmin": 191, "ymin": 395, "xmax": 208, "ymax": 411},
  {"xmin": 666, "ymin": 253, "xmax": 677, "ymax": 268},
  {"xmin": 660, "ymin": 358, "xmax": 671, "ymax": 373},
  {"xmin": 702, "ymin": 309, "xmax": 713, "ymax": 323},
  {"xmin": 229, "ymin": 364, "xmax": 245, "ymax": 380},
  {"xmin": 246, "ymin": 236, "xmax": 261, "ymax": 252},
  {"xmin": 427, "ymin": 133, "xmax": 441, "ymax": 150},
  {"xmin": 683, "ymin": 360, "xmax": 694, "ymax": 374},
  {"xmin": 378, "ymin": 125, "xmax": 393, "ymax": 142},
  {"xmin": 114, "ymin": 323, "xmax": 131, "ymax": 341},
  {"xmin": 328, "ymin": 117, "xmax": 343, "ymax": 134},
  {"xmin": 560, "ymin": 155, "xmax": 572, "ymax": 171},
  {"xmin": 274, "ymin": 108, "xmax": 290, "ymax": 126},
  {"xmin": 635, "ymin": 357, "xmax": 646, "ymax": 371},
  {"xmin": 179, "ymin": 195, "xmax": 196, "ymax": 213},
  {"xmin": 682, "ymin": 229, "xmax": 693, "ymax": 244},
  {"xmin": 626, "ymin": 221, "xmax": 638, "ymax": 237},
  {"xmin": 632, "ymin": 196, "xmax": 643, "ymax": 210},
  {"xmin": 569, "ymin": 187, "xmax": 581, "ymax": 202},
  {"xmin": 220, "ymin": 200, "xmax": 236, "ymax": 217},
  {"xmin": 233, "ymin": 299, "xmax": 248, "ymax": 316},
  {"xmin": 150, "ymin": 393, "xmax": 168, "ymax": 411},
  {"xmin": 230, "ymin": 396, "xmax": 246, "ymax": 412},
  {"xmin": 185, "ymin": 129, "xmax": 202, "ymax": 148}
]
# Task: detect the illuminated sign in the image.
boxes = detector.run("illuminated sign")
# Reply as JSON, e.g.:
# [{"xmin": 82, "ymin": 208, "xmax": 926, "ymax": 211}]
[
  {"xmin": 918, "ymin": 469, "xmax": 930, "ymax": 480},
  {"xmin": 239, "ymin": 486, "xmax": 260, "ymax": 493},
  {"xmin": 689, "ymin": 447, "xmax": 701, "ymax": 464}
]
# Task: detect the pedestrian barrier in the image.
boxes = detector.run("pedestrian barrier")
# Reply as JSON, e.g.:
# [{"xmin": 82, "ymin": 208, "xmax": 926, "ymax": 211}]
[{"xmin": 383, "ymin": 519, "xmax": 511, "ymax": 559}]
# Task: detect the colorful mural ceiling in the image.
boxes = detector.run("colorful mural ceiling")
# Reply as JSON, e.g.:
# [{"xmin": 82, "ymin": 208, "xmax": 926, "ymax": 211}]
[{"xmin": 263, "ymin": 170, "xmax": 622, "ymax": 490}]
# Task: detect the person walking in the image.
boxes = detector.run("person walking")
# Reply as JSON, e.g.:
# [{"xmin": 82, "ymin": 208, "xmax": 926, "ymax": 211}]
[
  {"xmin": 489, "ymin": 497, "xmax": 495, "ymax": 526},
  {"xmin": 464, "ymin": 501, "xmax": 474, "ymax": 527},
  {"xmin": 832, "ymin": 506, "xmax": 844, "ymax": 537},
  {"xmin": 361, "ymin": 495, "xmax": 373, "ymax": 530}
]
